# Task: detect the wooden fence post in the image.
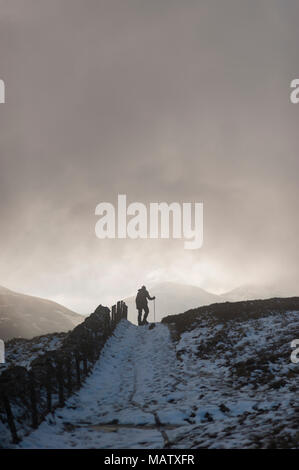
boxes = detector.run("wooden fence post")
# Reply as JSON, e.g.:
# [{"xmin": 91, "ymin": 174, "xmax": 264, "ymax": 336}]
[
  {"xmin": 92, "ymin": 334, "xmax": 97, "ymax": 362},
  {"xmin": 83, "ymin": 357, "xmax": 88, "ymax": 376},
  {"xmin": 56, "ymin": 360, "xmax": 64, "ymax": 407},
  {"xmin": 66, "ymin": 356, "xmax": 72, "ymax": 396},
  {"xmin": 46, "ymin": 362, "xmax": 52, "ymax": 413},
  {"xmin": 117, "ymin": 301, "xmax": 121, "ymax": 323},
  {"xmin": 1, "ymin": 392, "xmax": 19, "ymax": 444},
  {"xmin": 123, "ymin": 303, "xmax": 128, "ymax": 320},
  {"xmin": 112, "ymin": 304, "xmax": 116, "ymax": 329},
  {"xmin": 111, "ymin": 300, "xmax": 128, "ymax": 325},
  {"xmin": 75, "ymin": 352, "xmax": 81, "ymax": 387},
  {"xmin": 29, "ymin": 371, "xmax": 38, "ymax": 428}
]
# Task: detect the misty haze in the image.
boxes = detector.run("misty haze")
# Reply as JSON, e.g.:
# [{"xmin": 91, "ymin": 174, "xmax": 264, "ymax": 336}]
[
  {"xmin": 0, "ymin": 0, "xmax": 298, "ymax": 452},
  {"xmin": 0, "ymin": 0, "xmax": 298, "ymax": 310}
]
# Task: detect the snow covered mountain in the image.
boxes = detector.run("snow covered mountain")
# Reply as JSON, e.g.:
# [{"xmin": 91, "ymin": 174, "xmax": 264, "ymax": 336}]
[
  {"xmin": 5, "ymin": 296, "xmax": 298, "ymax": 449},
  {"xmin": 221, "ymin": 283, "xmax": 299, "ymax": 302},
  {"xmin": 124, "ymin": 282, "xmax": 220, "ymax": 324},
  {"xmin": 0, "ymin": 285, "xmax": 82, "ymax": 340}
]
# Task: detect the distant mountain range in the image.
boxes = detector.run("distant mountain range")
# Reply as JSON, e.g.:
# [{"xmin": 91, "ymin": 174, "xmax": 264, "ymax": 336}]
[
  {"xmin": 0, "ymin": 285, "xmax": 82, "ymax": 340},
  {"xmin": 1, "ymin": 280, "xmax": 298, "ymax": 339},
  {"xmin": 220, "ymin": 282, "xmax": 299, "ymax": 303}
]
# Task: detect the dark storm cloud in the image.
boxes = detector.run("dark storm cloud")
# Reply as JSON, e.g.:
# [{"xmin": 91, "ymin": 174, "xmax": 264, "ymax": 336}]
[{"xmin": 0, "ymin": 0, "xmax": 298, "ymax": 311}]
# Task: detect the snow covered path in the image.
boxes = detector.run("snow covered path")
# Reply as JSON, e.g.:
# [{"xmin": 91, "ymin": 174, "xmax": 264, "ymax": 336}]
[
  {"xmin": 18, "ymin": 320, "xmax": 180, "ymax": 449},
  {"xmin": 16, "ymin": 311, "xmax": 299, "ymax": 449}
]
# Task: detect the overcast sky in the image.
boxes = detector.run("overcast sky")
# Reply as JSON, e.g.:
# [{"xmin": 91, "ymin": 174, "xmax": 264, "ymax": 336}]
[{"xmin": 0, "ymin": 0, "xmax": 298, "ymax": 312}]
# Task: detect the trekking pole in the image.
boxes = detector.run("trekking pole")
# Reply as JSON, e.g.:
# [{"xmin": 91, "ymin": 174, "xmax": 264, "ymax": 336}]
[{"xmin": 154, "ymin": 298, "xmax": 156, "ymax": 323}]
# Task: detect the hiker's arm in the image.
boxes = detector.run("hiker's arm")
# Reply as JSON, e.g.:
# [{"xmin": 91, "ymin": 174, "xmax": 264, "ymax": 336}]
[{"xmin": 146, "ymin": 291, "xmax": 155, "ymax": 301}]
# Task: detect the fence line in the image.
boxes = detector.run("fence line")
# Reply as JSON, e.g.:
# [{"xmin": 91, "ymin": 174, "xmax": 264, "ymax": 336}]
[{"xmin": 0, "ymin": 301, "xmax": 128, "ymax": 444}]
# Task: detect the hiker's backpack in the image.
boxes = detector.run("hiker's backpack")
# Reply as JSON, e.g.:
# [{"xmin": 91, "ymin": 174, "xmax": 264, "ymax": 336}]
[{"xmin": 135, "ymin": 290, "xmax": 144, "ymax": 309}]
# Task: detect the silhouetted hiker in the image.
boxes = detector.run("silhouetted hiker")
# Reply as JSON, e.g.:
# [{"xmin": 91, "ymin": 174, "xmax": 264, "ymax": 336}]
[{"xmin": 135, "ymin": 285, "xmax": 155, "ymax": 326}]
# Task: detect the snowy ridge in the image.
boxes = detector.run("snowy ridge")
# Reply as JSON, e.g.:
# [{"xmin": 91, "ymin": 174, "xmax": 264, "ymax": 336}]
[
  {"xmin": 11, "ymin": 300, "xmax": 299, "ymax": 449},
  {"xmin": 1, "ymin": 333, "xmax": 66, "ymax": 370}
]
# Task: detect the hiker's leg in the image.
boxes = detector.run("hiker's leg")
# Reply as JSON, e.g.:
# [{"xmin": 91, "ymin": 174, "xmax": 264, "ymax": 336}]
[
  {"xmin": 143, "ymin": 305, "xmax": 149, "ymax": 324},
  {"xmin": 137, "ymin": 309, "xmax": 142, "ymax": 325}
]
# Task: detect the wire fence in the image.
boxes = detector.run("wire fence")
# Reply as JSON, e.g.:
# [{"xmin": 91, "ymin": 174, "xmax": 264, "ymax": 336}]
[{"xmin": 0, "ymin": 301, "xmax": 128, "ymax": 444}]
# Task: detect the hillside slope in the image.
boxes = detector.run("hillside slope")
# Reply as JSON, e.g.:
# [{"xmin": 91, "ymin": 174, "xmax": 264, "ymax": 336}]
[
  {"xmin": 0, "ymin": 285, "xmax": 82, "ymax": 340},
  {"xmin": 10, "ymin": 297, "xmax": 299, "ymax": 449}
]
